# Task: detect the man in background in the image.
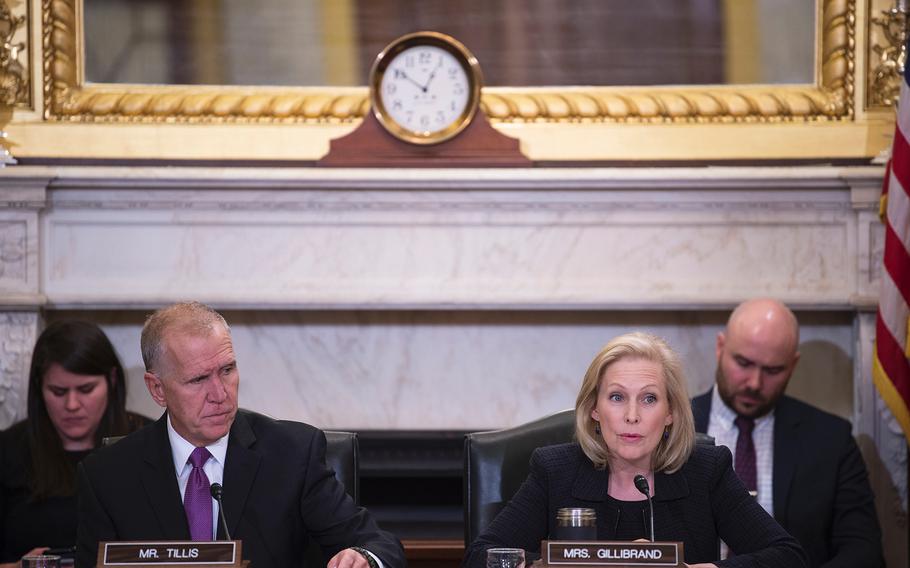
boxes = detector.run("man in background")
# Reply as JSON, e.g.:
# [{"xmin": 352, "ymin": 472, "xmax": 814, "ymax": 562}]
[
  {"xmin": 692, "ymin": 298, "xmax": 883, "ymax": 567},
  {"xmin": 76, "ymin": 301, "xmax": 404, "ymax": 568}
]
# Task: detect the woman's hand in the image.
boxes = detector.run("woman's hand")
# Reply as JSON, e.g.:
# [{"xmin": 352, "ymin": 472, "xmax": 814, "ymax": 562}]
[
  {"xmin": 685, "ymin": 564, "xmax": 718, "ymax": 568},
  {"xmin": 0, "ymin": 547, "xmax": 50, "ymax": 568}
]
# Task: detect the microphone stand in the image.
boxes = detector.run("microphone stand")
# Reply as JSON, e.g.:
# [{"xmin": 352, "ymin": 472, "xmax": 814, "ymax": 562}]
[
  {"xmin": 210, "ymin": 483, "xmax": 232, "ymax": 540},
  {"xmin": 633, "ymin": 474, "xmax": 655, "ymax": 542}
]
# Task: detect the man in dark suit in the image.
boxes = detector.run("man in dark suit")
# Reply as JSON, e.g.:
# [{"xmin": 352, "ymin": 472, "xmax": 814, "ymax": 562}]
[
  {"xmin": 76, "ymin": 302, "xmax": 404, "ymax": 568},
  {"xmin": 692, "ymin": 298, "xmax": 882, "ymax": 568}
]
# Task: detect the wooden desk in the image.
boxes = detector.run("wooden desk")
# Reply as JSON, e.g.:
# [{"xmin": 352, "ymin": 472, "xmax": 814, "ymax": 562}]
[{"xmin": 403, "ymin": 539, "xmax": 464, "ymax": 568}]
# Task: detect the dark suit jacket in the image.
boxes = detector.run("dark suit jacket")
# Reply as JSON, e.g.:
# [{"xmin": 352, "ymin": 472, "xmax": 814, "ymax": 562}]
[
  {"xmin": 462, "ymin": 442, "xmax": 807, "ymax": 568},
  {"xmin": 692, "ymin": 392, "xmax": 883, "ymax": 568},
  {"xmin": 76, "ymin": 410, "xmax": 404, "ymax": 568}
]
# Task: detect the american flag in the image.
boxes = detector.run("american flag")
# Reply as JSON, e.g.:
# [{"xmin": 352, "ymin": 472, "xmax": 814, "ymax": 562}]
[{"xmin": 875, "ymin": 40, "xmax": 910, "ymax": 441}]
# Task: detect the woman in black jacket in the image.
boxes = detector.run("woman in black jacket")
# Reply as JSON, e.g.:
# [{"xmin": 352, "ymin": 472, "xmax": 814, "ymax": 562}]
[{"xmin": 464, "ymin": 332, "xmax": 807, "ymax": 568}]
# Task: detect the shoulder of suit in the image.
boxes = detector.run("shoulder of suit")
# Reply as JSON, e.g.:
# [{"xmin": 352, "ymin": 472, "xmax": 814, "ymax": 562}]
[
  {"xmin": 778, "ymin": 395, "xmax": 852, "ymax": 430},
  {"xmin": 684, "ymin": 443, "xmax": 732, "ymax": 474},
  {"xmin": 80, "ymin": 418, "xmax": 158, "ymax": 471},
  {"xmin": 236, "ymin": 409, "xmax": 321, "ymax": 443},
  {"xmin": 532, "ymin": 442, "xmax": 585, "ymax": 467}
]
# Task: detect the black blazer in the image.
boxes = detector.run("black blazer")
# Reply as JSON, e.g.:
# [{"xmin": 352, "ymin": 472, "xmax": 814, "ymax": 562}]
[
  {"xmin": 462, "ymin": 442, "xmax": 807, "ymax": 568},
  {"xmin": 692, "ymin": 392, "xmax": 883, "ymax": 568},
  {"xmin": 76, "ymin": 410, "xmax": 404, "ymax": 568}
]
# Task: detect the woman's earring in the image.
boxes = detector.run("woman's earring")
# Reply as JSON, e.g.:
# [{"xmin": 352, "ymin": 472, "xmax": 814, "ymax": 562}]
[
  {"xmin": 663, "ymin": 426, "xmax": 670, "ymax": 440},
  {"xmin": 594, "ymin": 421, "xmax": 601, "ymax": 435}
]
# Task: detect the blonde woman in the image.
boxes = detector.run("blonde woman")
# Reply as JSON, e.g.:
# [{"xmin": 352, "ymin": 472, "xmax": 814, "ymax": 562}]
[{"xmin": 463, "ymin": 332, "xmax": 806, "ymax": 568}]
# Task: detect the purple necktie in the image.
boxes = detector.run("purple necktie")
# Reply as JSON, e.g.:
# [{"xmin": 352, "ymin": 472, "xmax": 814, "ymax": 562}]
[
  {"xmin": 734, "ymin": 415, "xmax": 757, "ymax": 492},
  {"xmin": 184, "ymin": 447, "xmax": 213, "ymax": 541}
]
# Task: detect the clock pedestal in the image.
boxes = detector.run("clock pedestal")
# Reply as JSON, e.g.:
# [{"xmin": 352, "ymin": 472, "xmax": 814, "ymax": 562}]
[{"xmin": 318, "ymin": 110, "xmax": 531, "ymax": 167}]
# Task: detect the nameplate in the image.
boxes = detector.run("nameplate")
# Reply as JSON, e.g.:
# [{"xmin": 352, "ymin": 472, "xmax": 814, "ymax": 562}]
[
  {"xmin": 543, "ymin": 540, "xmax": 682, "ymax": 566},
  {"xmin": 98, "ymin": 541, "xmax": 241, "ymax": 567}
]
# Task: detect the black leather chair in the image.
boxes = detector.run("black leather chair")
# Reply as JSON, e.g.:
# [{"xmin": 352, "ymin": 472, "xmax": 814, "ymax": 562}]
[
  {"xmin": 463, "ymin": 410, "xmax": 715, "ymax": 546},
  {"xmin": 322, "ymin": 430, "xmax": 360, "ymax": 504},
  {"xmin": 305, "ymin": 430, "xmax": 359, "ymax": 566},
  {"xmin": 463, "ymin": 409, "xmax": 575, "ymax": 546}
]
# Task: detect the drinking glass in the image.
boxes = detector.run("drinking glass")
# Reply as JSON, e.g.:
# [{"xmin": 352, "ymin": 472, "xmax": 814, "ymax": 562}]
[
  {"xmin": 21, "ymin": 556, "xmax": 61, "ymax": 568},
  {"xmin": 486, "ymin": 548, "xmax": 525, "ymax": 568}
]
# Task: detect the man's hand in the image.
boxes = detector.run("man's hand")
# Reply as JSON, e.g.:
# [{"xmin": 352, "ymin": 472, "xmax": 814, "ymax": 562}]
[{"xmin": 327, "ymin": 547, "xmax": 371, "ymax": 568}]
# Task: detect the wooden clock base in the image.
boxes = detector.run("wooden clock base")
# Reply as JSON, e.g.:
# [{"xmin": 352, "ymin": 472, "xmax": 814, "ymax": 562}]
[{"xmin": 318, "ymin": 110, "xmax": 531, "ymax": 168}]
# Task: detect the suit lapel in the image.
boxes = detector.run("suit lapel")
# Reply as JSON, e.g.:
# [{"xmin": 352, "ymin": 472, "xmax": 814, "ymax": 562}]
[
  {"xmin": 140, "ymin": 415, "xmax": 191, "ymax": 540},
  {"xmin": 221, "ymin": 412, "xmax": 261, "ymax": 539},
  {"xmin": 691, "ymin": 391, "xmax": 712, "ymax": 433},
  {"xmin": 772, "ymin": 396, "xmax": 800, "ymax": 526}
]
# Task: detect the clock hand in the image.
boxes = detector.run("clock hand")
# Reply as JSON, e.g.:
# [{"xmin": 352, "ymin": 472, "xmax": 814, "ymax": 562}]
[
  {"xmin": 397, "ymin": 70, "xmax": 426, "ymax": 92},
  {"xmin": 421, "ymin": 60, "xmax": 444, "ymax": 91}
]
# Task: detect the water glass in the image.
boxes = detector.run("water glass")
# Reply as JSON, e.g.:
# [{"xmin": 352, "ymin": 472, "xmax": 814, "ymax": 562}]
[
  {"xmin": 486, "ymin": 548, "xmax": 525, "ymax": 568},
  {"xmin": 21, "ymin": 556, "xmax": 61, "ymax": 568}
]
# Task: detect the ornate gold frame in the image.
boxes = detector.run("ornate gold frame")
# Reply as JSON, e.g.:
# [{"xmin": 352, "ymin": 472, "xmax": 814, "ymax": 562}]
[
  {"xmin": 43, "ymin": 0, "xmax": 853, "ymax": 124},
  {"xmin": 2, "ymin": 0, "xmax": 897, "ymax": 161}
]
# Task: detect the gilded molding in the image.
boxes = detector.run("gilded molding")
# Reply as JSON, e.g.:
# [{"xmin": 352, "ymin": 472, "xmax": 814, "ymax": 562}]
[
  {"xmin": 868, "ymin": 0, "xmax": 907, "ymax": 108},
  {"xmin": 1, "ymin": 0, "xmax": 27, "ymax": 106},
  {"xmin": 42, "ymin": 0, "xmax": 855, "ymax": 124}
]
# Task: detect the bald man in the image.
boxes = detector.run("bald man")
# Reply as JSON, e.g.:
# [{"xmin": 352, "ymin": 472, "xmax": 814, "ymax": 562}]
[{"xmin": 692, "ymin": 299, "xmax": 882, "ymax": 568}]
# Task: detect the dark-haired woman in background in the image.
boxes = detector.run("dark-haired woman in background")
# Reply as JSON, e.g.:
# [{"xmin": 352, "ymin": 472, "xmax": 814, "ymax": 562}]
[{"xmin": 0, "ymin": 321, "xmax": 149, "ymax": 567}]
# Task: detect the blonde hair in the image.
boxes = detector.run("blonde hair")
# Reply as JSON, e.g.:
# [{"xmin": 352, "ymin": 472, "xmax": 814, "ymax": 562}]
[{"xmin": 574, "ymin": 332, "xmax": 695, "ymax": 473}]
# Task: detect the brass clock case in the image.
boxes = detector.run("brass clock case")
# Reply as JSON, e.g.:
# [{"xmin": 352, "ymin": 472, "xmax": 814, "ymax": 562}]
[{"xmin": 369, "ymin": 31, "xmax": 483, "ymax": 145}]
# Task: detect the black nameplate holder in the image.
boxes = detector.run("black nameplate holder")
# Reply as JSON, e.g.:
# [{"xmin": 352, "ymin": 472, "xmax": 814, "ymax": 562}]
[
  {"xmin": 542, "ymin": 540, "xmax": 683, "ymax": 567},
  {"xmin": 97, "ymin": 541, "xmax": 243, "ymax": 568}
]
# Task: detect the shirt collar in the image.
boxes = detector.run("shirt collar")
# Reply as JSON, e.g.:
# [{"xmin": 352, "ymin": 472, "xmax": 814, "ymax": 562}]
[
  {"xmin": 166, "ymin": 413, "xmax": 229, "ymax": 474},
  {"xmin": 710, "ymin": 385, "xmax": 775, "ymax": 429}
]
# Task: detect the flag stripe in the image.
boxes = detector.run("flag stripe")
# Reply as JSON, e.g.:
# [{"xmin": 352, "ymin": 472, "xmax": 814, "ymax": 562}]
[
  {"xmin": 883, "ymin": 222, "xmax": 910, "ymax": 309},
  {"xmin": 879, "ymin": 269, "xmax": 909, "ymax": 351},
  {"xmin": 892, "ymin": 126, "xmax": 910, "ymax": 189},
  {"xmin": 882, "ymin": 160, "xmax": 910, "ymax": 244},
  {"xmin": 873, "ymin": 349, "xmax": 910, "ymax": 441},
  {"xmin": 876, "ymin": 313, "xmax": 910, "ymax": 404}
]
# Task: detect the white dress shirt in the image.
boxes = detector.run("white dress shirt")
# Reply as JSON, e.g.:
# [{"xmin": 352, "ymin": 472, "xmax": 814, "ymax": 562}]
[
  {"xmin": 706, "ymin": 385, "xmax": 775, "ymax": 515},
  {"xmin": 167, "ymin": 415, "xmax": 229, "ymax": 540}
]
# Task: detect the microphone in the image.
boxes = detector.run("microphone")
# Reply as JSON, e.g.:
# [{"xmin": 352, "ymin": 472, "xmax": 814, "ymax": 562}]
[
  {"xmin": 210, "ymin": 482, "xmax": 231, "ymax": 540},
  {"xmin": 633, "ymin": 474, "xmax": 655, "ymax": 542}
]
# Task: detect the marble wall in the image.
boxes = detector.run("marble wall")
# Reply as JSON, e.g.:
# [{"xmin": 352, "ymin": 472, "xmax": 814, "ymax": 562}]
[
  {"xmin": 46, "ymin": 309, "xmax": 855, "ymax": 431},
  {"xmin": 0, "ymin": 165, "xmax": 904, "ymax": 564}
]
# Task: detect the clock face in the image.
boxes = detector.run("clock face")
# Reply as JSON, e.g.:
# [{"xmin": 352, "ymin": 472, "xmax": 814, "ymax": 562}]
[
  {"xmin": 370, "ymin": 32, "xmax": 482, "ymax": 145},
  {"xmin": 378, "ymin": 45, "xmax": 471, "ymax": 137}
]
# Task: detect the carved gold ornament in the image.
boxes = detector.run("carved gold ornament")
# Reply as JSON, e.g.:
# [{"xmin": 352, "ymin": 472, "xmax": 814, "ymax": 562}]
[
  {"xmin": 869, "ymin": 3, "xmax": 908, "ymax": 107},
  {"xmin": 0, "ymin": 0, "xmax": 26, "ymax": 106}
]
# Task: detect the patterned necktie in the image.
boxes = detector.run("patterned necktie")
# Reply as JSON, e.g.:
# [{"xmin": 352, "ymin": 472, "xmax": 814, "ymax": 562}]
[
  {"xmin": 733, "ymin": 415, "xmax": 757, "ymax": 492},
  {"xmin": 184, "ymin": 447, "xmax": 213, "ymax": 541}
]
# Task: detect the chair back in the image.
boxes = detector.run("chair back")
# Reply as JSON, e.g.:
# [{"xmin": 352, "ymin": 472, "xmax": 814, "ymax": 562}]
[
  {"xmin": 323, "ymin": 430, "xmax": 359, "ymax": 503},
  {"xmin": 463, "ymin": 409, "xmax": 575, "ymax": 545}
]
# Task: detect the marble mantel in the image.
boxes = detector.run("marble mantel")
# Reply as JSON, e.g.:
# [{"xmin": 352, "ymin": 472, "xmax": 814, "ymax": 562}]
[{"xmin": 0, "ymin": 164, "xmax": 905, "ymax": 562}]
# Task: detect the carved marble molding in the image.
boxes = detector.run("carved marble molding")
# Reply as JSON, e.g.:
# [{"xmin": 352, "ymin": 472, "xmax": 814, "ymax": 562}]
[
  {"xmin": 0, "ymin": 311, "xmax": 37, "ymax": 429},
  {"xmin": 6, "ymin": 165, "xmax": 873, "ymax": 310},
  {"xmin": 0, "ymin": 220, "xmax": 26, "ymax": 281},
  {"xmin": 41, "ymin": 0, "xmax": 855, "ymax": 124}
]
